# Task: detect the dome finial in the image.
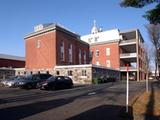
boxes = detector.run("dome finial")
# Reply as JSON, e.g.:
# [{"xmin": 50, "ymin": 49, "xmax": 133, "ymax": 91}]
[
  {"xmin": 91, "ymin": 20, "xmax": 98, "ymax": 34},
  {"xmin": 93, "ymin": 20, "xmax": 96, "ymax": 27}
]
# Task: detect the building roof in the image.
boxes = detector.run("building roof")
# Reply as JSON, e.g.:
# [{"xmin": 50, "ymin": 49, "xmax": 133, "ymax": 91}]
[
  {"xmin": 24, "ymin": 23, "xmax": 80, "ymax": 39},
  {"xmin": 0, "ymin": 53, "xmax": 25, "ymax": 61},
  {"xmin": 81, "ymin": 29, "xmax": 120, "ymax": 44}
]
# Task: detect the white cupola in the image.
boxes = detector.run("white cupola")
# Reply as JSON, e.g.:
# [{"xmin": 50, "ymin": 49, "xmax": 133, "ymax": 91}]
[{"xmin": 91, "ymin": 20, "xmax": 98, "ymax": 34}]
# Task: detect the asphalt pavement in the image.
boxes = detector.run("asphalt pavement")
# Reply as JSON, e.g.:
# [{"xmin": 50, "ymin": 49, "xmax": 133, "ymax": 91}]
[{"xmin": 0, "ymin": 81, "xmax": 146, "ymax": 120}]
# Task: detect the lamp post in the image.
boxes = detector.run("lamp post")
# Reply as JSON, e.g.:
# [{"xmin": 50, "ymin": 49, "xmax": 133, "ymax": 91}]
[{"xmin": 126, "ymin": 64, "xmax": 129, "ymax": 113}]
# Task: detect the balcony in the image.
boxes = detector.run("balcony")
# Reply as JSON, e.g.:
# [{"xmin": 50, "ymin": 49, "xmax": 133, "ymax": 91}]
[
  {"xmin": 120, "ymin": 53, "xmax": 137, "ymax": 59},
  {"xmin": 119, "ymin": 39, "xmax": 136, "ymax": 46},
  {"xmin": 120, "ymin": 66, "xmax": 137, "ymax": 71}
]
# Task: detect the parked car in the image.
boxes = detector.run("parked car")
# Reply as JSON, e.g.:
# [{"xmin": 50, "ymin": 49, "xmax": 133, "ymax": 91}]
[
  {"xmin": 6, "ymin": 76, "xmax": 26, "ymax": 87},
  {"xmin": 0, "ymin": 76, "xmax": 24, "ymax": 87},
  {"xmin": 129, "ymin": 76, "xmax": 135, "ymax": 81},
  {"xmin": 37, "ymin": 76, "xmax": 73, "ymax": 90},
  {"xmin": 16, "ymin": 74, "xmax": 52, "ymax": 89},
  {"xmin": 101, "ymin": 76, "xmax": 116, "ymax": 83}
]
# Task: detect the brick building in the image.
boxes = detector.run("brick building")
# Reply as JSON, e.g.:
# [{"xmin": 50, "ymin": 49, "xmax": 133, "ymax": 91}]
[
  {"xmin": 0, "ymin": 54, "xmax": 25, "ymax": 68},
  {"xmin": 24, "ymin": 22, "xmax": 146, "ymax": 83},
  {"xmin": 25, "ymin": 24, "xmax": 90, "ymax": 73},
  {"xmin": 81, "ymin": 21, "xmax": 147, "ymax": 81},
  {"xmin": 24, "ymin": 23, "xmax": 120, "ymax": 84},
  {"xmin": 0, "ymin": 54, "xmax": 25, "ymax": 80}
]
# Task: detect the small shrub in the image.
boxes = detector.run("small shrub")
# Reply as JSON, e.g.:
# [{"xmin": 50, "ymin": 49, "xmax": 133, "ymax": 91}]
[{"xmin": 92, "ymin": 77, "xmax": 103, "ymax": 84}]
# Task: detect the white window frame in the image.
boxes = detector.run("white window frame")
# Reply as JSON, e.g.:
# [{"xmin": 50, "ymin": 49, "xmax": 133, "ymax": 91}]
[
  {"xmin": 106, "ymin": 60, "xmax": 110, "ymax": 67},
  {"xmin": 82, "ymin": 69, "xmax": 87, "ymax": 76},
  {"xmin": 69, "ymin": 44, "xmax": 72, "ymax": 63},
  {"xmin": 37, "ymin": 40, "xmax": 41, "ymax": 48},
  {"xmin": 84, "ymin": 50, "xmax": 86, "ymax": 64},
  {"xmin": 106, "ymin": 48, "xmax": 110, "ymax": 56},
  {"xmin": 96, "ymin": 50, "xmax": 99, "ymax": 57},
  {"xmin": 96, "ymin": 61, "xmax": 100, "ymax": 65},
  {"xmin": 79, "ymin": 49, "xmax": 82, "ymax": 64},
  {"xmin": 60, "ymin": 41, "xmax": 64, "ymax": 61}
]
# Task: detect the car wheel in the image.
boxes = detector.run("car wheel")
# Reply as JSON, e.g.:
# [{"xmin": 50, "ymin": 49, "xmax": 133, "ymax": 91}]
[
  {"xmin": 51, "ymin": 85, "xmax": 56, "ymax": 90},
  {"xmin": 26, "ymin": 84, "xmax": 32, "ymax": 89}
]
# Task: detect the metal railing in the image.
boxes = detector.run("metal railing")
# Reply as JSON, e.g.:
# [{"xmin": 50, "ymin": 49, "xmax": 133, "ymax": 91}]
[
  {"xmin": 119, "ymin": 39, "xmax": 136, "ymax": 44},
  {"xmin": 120, "ymin": 53, "xmax": 137, "ymax": 58},
  {"xmin": 120, "ymin": 66, "xmax": 137, "ymax": 71}
]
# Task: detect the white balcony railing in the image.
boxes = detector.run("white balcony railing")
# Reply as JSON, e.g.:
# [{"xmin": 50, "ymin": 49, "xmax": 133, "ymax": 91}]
[
  {"xmin": 119, "ymin": 39, "xmax": 136, "ymax": 46},
  {"xmin": 120, "ymin": 53, "xmax": 137, "ymax": 58},
  {"xmin": 120, "ymin": 66, "xmax": 137, "ymax": 71}
]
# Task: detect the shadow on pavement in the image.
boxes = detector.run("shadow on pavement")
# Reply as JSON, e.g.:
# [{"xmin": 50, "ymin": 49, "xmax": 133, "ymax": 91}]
[
  {"xmin": 0, "ymin": 98, "xmax": 73, "ymax": 120},
  {"xmin": 67, "ymin": 105, "xmax": 133, "ymax": 120},
  {"xmin": 0, "ymin": 86, "xmax": 108, "ymax": 120},
  {"xmin": 145, "ymin": 81, "xmax": 160, "ymax": 120}
]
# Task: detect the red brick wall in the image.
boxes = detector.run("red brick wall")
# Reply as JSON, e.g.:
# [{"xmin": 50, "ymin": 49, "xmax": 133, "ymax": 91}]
[
  {"xmin": 90, "ymin": 42, "xmax": 120, "ymax": 69},
  {"xmin": 56, "ymin": 30, "xmax": 89, "ymax": 65},
  {"xmin": 25, "ymin": 29, "xmax": 90, "ymax": 71},
  {"xmin": 0, "ymin": 58, "xmax": 25, "ymax": 68},
  {"xmin": 25, "ymin": 31, "xmax": 56, "ymax": 70}
]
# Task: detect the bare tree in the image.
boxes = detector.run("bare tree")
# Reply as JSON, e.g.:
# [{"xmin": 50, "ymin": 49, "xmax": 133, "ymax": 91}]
[
  {"xmin": 144, "ymin": 44, "xmax": 151, "ymax": 79},
  {"xmin": 146, "ymin": 24, "xmax": 160, "ymax": 78},
  {"xmin": 144, "ymin": 43, "xmax": 153, "ymax": 92}
]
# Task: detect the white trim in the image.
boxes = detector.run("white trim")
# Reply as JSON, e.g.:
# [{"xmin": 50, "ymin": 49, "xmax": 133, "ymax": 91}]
[{"xmin": 55, "ymin": 64, "xmax": 92, "ymax": 69}]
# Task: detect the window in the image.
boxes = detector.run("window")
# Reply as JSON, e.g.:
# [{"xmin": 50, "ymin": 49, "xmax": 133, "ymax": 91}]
[
  {"xmin": 84, "ymin": 50, "xmax": 86, "ymax": 64},
  {"xmin": 106, "ymin": 60, "xmax": 110, "ymax": 67},
  {"xmin": 82, "ymin": 70, "xmax": 87, "ymax": 76},
  {"xmin": 60, "ymin": 41, "xmax": 64, "ymax": 61},
  {"xmin": 94, "ymin": 36, "xmax": 99, "ymax": 42},
  {"xmin": 96, "ymin": 61, "xmax": 100, "ymax": 65},
  {"xmin": 37, "ymin": 40, "xmax": 41, "ymax": 48},
  {"xmin": 46, "ymin": 71, "xmax": 49, "ymax": 74},
  {"xmin": 89, "ymin": 51, "xmax": 93, "ymax": 58},
  {"xmin": 96, "ymin": 50, "xmax": 99, "ymax": 57},
  {"xmin": 68, "ymin": 44, "xmax": 72, "ymax": 63},
  {"xmin": 106, "ymin": 48, "xmax": 110, "ymax": 56},
  {"xmin": 79, "ymin": 48, "xmax": 82, "ymax": 64},
  {"xmin": 68, "ymin": 70, "xmax": 73, "ymax": 76},
  {"xmin": 88, "ymin": 38, "xmax": 92, "ymax": 43},
  {"xmin": 56, "ymin": 71, "xmax": 60, "ymax": 75}
]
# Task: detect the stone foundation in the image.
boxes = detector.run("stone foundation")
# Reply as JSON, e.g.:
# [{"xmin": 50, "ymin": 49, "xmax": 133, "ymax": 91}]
[{"xmin": 25, "ymin": 64, "xmax": 120, "ymax": 84}]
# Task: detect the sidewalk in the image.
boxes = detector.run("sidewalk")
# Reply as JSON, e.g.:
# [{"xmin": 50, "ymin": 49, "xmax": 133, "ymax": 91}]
[{"xmin": 132, "ymin": 81, "xmax": 160, "ymax": 120}]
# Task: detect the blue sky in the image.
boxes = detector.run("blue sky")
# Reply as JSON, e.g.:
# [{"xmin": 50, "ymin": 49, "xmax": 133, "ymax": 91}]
[{"xmin": 0, "ymin": 0, "xmax": 156, "ymax": 57}]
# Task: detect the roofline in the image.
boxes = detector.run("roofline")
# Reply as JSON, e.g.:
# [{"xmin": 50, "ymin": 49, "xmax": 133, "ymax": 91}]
[
  {"xmin": 0, "ymin": 53, "xmax": 25, "ymax": 61},
  {"xmin": 120, "ymin": 28, "xmax": 144, "ymax": 43},
  {"xmin": 24, "ymin": 24, "xmax": 80, "ymax": 39},
  {"xmin": 81, "ymin": 28, "xmax": 119, "ymax": 37},
  {"xmin": 90, "ymin": 39, "xmax": 119, "ymax": 46},
  {"xmin": 120, "ymin": 28, "xmax": 138, "ymax": 34}
]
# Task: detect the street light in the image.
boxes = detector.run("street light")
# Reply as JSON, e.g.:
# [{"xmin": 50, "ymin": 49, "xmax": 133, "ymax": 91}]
[{"xmin": 126, "ymin": 64, "xmax": 129, "ymax": 113}]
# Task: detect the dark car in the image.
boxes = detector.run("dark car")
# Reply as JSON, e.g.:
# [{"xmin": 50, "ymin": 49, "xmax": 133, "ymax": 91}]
[
  {"xmin": 37, "ymin": 76, "xmax": 73, "ymax": 90},
  {"xmin": 100, "ymin": 76, "xmax": 116, "ymax": 83},
  {"xmin": 17, "ymin": 74, "xmax": 52, "ymax": 89}
]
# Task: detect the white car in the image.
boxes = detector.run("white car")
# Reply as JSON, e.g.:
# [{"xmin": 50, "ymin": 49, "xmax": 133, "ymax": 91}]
[{"xmin": 1, "ymin": 76, "xmax": 25, "ymax": 87}]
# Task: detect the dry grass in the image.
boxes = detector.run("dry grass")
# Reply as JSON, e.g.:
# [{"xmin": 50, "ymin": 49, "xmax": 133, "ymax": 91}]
[{"xmin": 132, "ymin": 89, "xmax": 160, "ymax": 120}]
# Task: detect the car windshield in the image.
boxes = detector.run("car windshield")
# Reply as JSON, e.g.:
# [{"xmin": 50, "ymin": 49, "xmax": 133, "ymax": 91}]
[
  {"xmin": 24, "ymin": 75, "xmax": 33, "ymax": 81},
  {"xmin": 16, "ymin": 76, "xmax": 25, "ymax": 80},
  {"xmin": 47, "ymin": 76, "xmax": 56, "ymax": 81},
  {"xmin": 7, "ymin": 76, "xmax": 18, "ymax": 80}
]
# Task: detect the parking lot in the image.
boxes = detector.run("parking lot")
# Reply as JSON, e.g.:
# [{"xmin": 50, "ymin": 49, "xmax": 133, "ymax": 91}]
[{"xmin": 0, "ymin": 81, "xmax": 146, "ymax": 120}]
